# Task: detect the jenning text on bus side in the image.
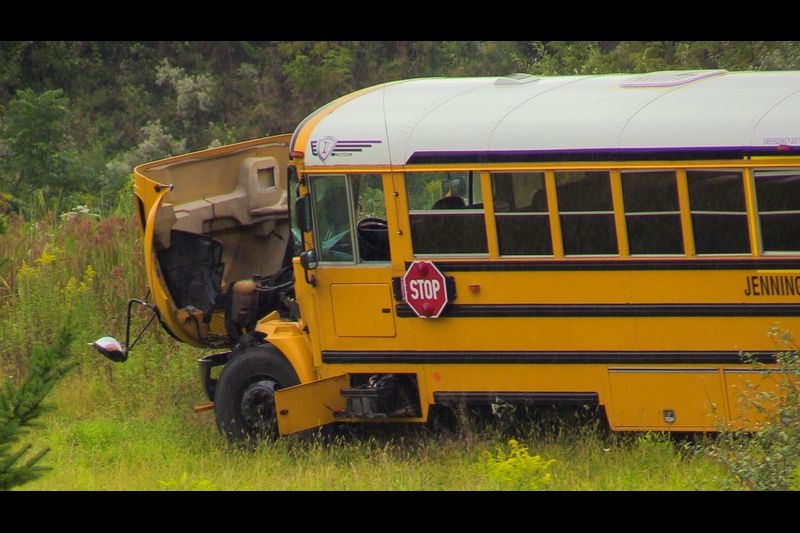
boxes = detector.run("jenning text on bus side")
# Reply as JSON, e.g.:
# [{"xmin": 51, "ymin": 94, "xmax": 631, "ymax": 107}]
[{"xmin": 744, "ymin": 275, "xmax": 800, "ymax": 296}]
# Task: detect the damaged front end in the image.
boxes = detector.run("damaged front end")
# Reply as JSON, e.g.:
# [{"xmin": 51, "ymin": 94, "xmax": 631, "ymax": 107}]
[{"xmin": 107, "ymin": 135, "xmax": 298, "ymax": 352}]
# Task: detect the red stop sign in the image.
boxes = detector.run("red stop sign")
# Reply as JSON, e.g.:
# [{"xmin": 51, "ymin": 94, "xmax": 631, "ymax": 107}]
[{"xmin": 402, "ymin": 261, "xmax": 448, "ymax": 318}]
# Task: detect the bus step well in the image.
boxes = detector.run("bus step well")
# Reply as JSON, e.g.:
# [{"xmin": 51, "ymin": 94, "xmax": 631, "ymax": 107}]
[{"xmin": 337, "ymin": 374, "xmax": 422, "ymax": 419}]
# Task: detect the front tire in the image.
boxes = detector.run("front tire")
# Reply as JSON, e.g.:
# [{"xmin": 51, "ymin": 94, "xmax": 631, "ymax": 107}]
[{"xmin": 214, "ymin": 345, "xmax": 300, "ymax": 444}]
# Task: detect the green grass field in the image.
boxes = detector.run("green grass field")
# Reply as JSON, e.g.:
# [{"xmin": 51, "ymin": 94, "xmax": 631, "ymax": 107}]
[
  {"xmin": 22, "ymin": 402, "xmax": 731, "ymax": 491},
  {"xmin": 0, "ymin": 203, "xmax": 795, "ymax": 491}
]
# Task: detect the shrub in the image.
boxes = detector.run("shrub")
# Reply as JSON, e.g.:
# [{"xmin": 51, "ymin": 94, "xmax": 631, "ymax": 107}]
[
  {"xmin": 481, "ymin": 438, "xmax": 556, "ymax": 490},
  {"xmin": 708, "ymin": 328, "xmax": 800, "ymax": 490}
]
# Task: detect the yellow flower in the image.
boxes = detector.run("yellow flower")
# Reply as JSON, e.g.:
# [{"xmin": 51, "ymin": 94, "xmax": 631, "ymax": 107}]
[
  {"xmin": 17, "ymin": 260, "xmax": 35, "ymax": 280},
  {"xmin": 35, "ymin": 250, "xmax": 56, "ymax": 265},
  {"xmin": 63, "ymin": 277, "xmax": 78, "ymax": 299}
]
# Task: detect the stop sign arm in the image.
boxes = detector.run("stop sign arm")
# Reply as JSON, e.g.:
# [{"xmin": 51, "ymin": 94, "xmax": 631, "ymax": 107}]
[{"xmin": 394, "ymin": 261, "xmax": 457, "ymax": 319}]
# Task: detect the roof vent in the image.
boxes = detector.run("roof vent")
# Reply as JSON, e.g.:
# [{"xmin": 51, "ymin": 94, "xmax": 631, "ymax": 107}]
[
  {"xmin": 495, "ymin": 73, "xmax": 540, "ymax": 86},
  {"xmin": 620, "ymin": 70, "xmax": 727, "ymax": 88}
]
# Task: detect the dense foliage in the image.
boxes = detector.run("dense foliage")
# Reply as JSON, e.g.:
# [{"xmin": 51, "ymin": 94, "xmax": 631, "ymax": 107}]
[{"xmin": 2, "ymin": 41, "xmax": 800, "ymax": 215}]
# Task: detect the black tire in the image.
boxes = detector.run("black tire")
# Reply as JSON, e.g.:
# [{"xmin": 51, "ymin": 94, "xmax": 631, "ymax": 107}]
[{"xmin": 214, "ymin": 345, "xmax": 300, "ymax": 444}]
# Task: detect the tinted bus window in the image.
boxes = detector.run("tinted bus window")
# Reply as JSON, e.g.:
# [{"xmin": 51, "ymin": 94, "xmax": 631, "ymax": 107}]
[
  {"xmin": 754, "ymin": 169, "xmax": 800, "ymax": 253},
  {"xmin": 406, "ymin": 171, "xmax": 488, "ymax": 255},
  {"xmin": 621, "ymin": 171, "xmax": 683, "ymax": 255},
  {"xmin": 687, "ymin": 170, "xmax": 749, "ymax": 255},
  {"xmin": 491, "ymin": 172, "xmax": 552, "ymax": 256},
  {"xmin": 556, "ymin": 171, "xmax": 617, "ymax": 255}
]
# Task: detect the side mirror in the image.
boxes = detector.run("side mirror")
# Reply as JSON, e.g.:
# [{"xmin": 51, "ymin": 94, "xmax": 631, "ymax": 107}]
[
  {"xmin": 91, "ymin": 336, "xmax": 127, "ymax": 363},
  {"xmin": 294, "ymin": 195, "xmax": 313, "ymax": 233},
  {"xmin": 90, "ymin": 298, "xmax": 157, "ymax": 364},
  {"xmin": 299, "ymin": 249, "xmax": 318, "ymax": 287},
  {"xmin": 299, "ymin": 249, "xmax": 318, "ymax": 270}
]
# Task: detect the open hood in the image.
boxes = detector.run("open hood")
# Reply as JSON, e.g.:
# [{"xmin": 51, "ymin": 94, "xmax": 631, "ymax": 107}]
[{"xmin": 133, "ymin": 134, "xmax": 294, "ymax": 348}]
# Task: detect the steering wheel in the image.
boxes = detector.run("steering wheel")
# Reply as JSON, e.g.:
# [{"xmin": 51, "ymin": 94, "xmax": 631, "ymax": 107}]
[
  {"xmin": 357, "ymin": 217, "xmax": 389, "ymax": 234},
  {"xmin": 357, "ymin": 218, "xmax": 389, "ymax": 261}
]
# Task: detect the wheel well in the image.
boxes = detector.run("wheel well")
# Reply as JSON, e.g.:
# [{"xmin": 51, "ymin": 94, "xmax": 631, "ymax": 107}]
[
  {"xmin": 213, "ymin": 344, "xmax": 301, "ymax": 442},
  {"xmin": 199, "ymin": 342, "xmax": 302, "ymax": 402}
]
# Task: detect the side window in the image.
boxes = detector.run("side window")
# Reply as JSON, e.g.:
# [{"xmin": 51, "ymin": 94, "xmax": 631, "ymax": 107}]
[
  {"xmin": 621, "ymin": 170, "xmax": 683, "ymax": 255},
  {"xmin": 555, "ymin": 171, "xmax": 618, "ymax": 255},
  {"xmin": 310, "ymin": 175, "xmax": 354, "ymax": 262},
  {"xmin": 288, "ymin": 166, "xmax": 302, "ymax": 254},
  {"xmin": 309, "ymin": 174, "xmax": 390, "ymax": 263},
  {"xmin": 687, "ymin": 170, "xmax": 749, "ymax": 255},
  {"xmin": 351, "ymin": 173, "xmax": 390, "ymax": 262},
  {"xmin": 754, "ymin": 169, "xmax": 800, "ymax": 253},
  {"xmin": 491, "ymin": 172, "xmax": 552, "ymax": 256},
  {"xmin": 406, "ymin": 171, "xmax": 488, "ymax": 255}
]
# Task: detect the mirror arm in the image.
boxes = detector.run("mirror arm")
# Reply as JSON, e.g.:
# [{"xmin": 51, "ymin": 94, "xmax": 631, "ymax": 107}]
[{"xmin": 125, "ymin": 298, "xmax": 158, "ymax": 354}]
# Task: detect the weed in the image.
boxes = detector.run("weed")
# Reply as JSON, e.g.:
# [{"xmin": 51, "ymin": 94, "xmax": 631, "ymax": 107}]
[{"xmin": 481, "ymin": 438, "xmax": 556, "ymax": 491}]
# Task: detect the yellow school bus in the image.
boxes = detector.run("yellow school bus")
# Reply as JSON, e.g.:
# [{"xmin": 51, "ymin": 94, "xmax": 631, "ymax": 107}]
[{"xmin": 98, "ymin": 70, "xmax": 800, "ymax": 441}]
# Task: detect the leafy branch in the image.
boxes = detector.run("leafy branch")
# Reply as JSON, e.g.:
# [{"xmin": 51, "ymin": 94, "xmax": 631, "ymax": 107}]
[{"xmin": 0, "ymin": 317, "xmax": 78, "ymax": 490}]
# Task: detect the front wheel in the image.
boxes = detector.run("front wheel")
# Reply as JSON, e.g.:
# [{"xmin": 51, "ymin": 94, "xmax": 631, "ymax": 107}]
[{"xmin": 214, "ymin": 346, "xmax": 300, "ymax": 444}]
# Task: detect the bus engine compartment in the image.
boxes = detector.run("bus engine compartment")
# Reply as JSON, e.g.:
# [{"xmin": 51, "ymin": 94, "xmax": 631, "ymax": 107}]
[{"xmin": 134, "ymin": 135, "xmax": 296, "ymax": 348}]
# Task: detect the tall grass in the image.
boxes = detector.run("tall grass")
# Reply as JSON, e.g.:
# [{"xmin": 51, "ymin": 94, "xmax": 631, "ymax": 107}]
[
  {"xmin": 20, "ymin": 414, "xmax": 732, "ymax": 491},
  {"xmin": 0, "ymin": 193, "xmax": 203, "ymax": 422}
]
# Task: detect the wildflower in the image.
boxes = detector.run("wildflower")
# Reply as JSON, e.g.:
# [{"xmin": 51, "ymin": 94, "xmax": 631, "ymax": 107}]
[
  {"xmin": 34, "ymin": 250, "xmax": 57, "ymax": 265},
  {"xmin": 60, "ymin": 205, "xmax": 100, "ymax": 222},
  {"xmin": 17, "ymin": 260, "xmax": 35, "ymax": 280}
]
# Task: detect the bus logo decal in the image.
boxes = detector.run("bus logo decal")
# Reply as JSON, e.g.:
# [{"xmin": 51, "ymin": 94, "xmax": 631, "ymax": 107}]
[
  {"xmin": 311, "ymin": 138, "xmax": 383, "ymax": 160},
  {"xmin": 314, "ymin": 137, "xmax": 338, "ymax": 160}
]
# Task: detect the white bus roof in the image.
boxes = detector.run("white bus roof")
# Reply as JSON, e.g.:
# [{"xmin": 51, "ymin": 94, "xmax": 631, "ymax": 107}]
[{"xmin": 291, "ymin": 70, "xmax": 800, "ymax": 167}]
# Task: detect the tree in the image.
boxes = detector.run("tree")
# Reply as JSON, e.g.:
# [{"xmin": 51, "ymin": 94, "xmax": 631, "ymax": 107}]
[
  {"xmin": 0, "ymin": 88, "xmax": 71, "ymax": 196},
  {"xmin": 0, "ymin": 320, "xmax": 77, "ymax": 490},
  {"xmin": 155, "ymin": 58, "xmax": 215, "ymax": 148},
  {"xmin": 278, "ymin": 41, "xmax": 358, "ymax": 112}
]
